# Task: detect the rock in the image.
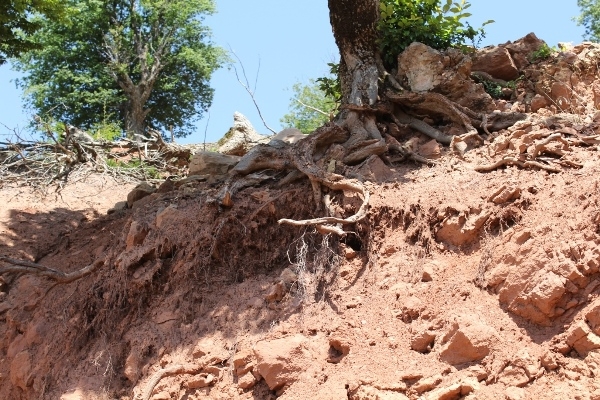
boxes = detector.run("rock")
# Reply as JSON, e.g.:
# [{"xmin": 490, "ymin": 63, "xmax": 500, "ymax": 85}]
[
  {"xmin": 192, "ymin": 338, "xmax": 228, "ymax": 363},
  {"xmin": 460, "ymin": 377, "xmax": 480, "ymax": 395},
  {"xmin": 488, "ymin": 185, "xmax": 522, "ymax": 204},
  {"xmin": 156, "ymin": 177, "xmax": 175, "ymax": 193},
  {"xmin": 188, "ymin": 151, "xmax": 240, "ymax": 177},
  {"xmin": 498, "ymin": 365, "xmax": 530, "ymax": 388},
  {"xmin": 155, "ymin": 205, "xmax": 179, "ymax": 228},
  {"xmin": 265, "ymin": 281, "xmax": 285, "ymax": 302},
  {"xmin": 10, "ymin": 350, "xmax": 32, "ymax": 390},
  {"xmin": 435, "ymin": 206, "xmax": 490, "ymax": 247},
  {"xmin": 418, "ymin": 139, "xmax": 441, "ymax": 159},
  {"xmin": 422, "ymin": 265, "xmax": 434, "ymax": 282},
  {"xmin": 217, "ymin": 112, "xmax": 268, "ymax": 156},
  {"xmin": 345, "ymin": 296, "xmax": 362, "ymax": 309},
  {"xmin": 512, "ymin": 271, "xmax": 566, "ymax": 323},
  {"xmin": 270, "ymin": 128, "xmax": 306, "ymax": 144},
  {"xmin": 397, "ymin": 43, "xmax": 492, "ymax": 111},
  {"xmin": 237, "ymin": 371, "xmax": 257, "ymax": 390},
  {"xmin": 124, "ymin": 351, "xmax": 141, "ymax": 383},
  {"xmin": 540, "ymin": 350, "xmax": 559, "ymax": 370},
  {"xmin": 413, "ymin": 374, "xmax": 442, "ymax": 394},
  {"xmin": 107, "ymin": 200, "xmax": 128, "ymax": 214},
  {"xmin": 187, "ymin": 373, "xmax": 214, "ymax": 389},
  {"xmin": 504, "ymin": 32, "xmax": 546, "ymax": 69},
  {"xmin": 327, "ymin": 337, "xmax": 351, "ymax": 363},
  {"xmin": 150, "ymin": 392, "xmax": 171, "ymax": 400},
  {"xmin": 565, "ymin": 321, "xmax": 600, "ymax": 356},
  {"xmin": 398, "ymin": 42, "xmax": 445, "ymax": 92},
  {"xmin": 126, "ymin": 182, "xmax": 156, "ymax": 208},
  {"xmin": 410, "ymin": 330, "xmax": 436, "ymax": 353},
  {"xmin": 424, "ymin": 383, "xmax": 462, "ymax": 400},
  {"xmin": 350, "ymin": 385, "xmax": 410, "ymax": 400},
  {"xmin": 551, "ymin": 82, "xmax": 572, "ymax": 111},
  {"xmin": 253, "ymin": 334, "xmax": 309, "ymax": 391},
  {"xmin": 438, "ymin": 314, "xmax": 497, "ymax": 365},
  {"xmin": 531, "ymin": 94, "xmax": 551, "ymax": 112},
  {"xmin": 125, "ymin": 221, "xmax": 149, "ymax": 250},
  {"xmin": 233, "ymin": 349, "xmax": 255, "ymax": 376},
  {"xmin": 396, "ymin": 296, "xmax": 425, "ymax": 323},
  {"xmin": 586, "ymin": 299, "xmax": 600, "ymax": 335},
  {"xmin": 472, "ymin": 46, "xmax": 519, "ymax": 81}
]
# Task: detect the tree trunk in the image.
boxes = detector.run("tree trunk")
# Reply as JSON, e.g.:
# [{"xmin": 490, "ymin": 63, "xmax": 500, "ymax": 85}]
[
  {"xmin": 328, "ymin": 0, "xmax": 380, "ymax": 107},
  {"xmin": 124, "ymin": 87, "xmax": 151, "ymax": 138},
  {"xmin": 328, "ymin": 0, "xmax": 383, "ymax": 141}
]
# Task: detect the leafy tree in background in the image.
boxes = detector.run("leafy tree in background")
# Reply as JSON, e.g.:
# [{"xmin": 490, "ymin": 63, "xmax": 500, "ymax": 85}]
[
  {"xmin": 15, "ymin": 0, "xmax": 226, "ymax": 138},
  {"xmin": 0, "ymin": 0, "xmax": 65, "ymax": 65},
  {"xmin": 576, "ymin": 0, "xmax": 600, "ymax": 42},
  {"xmin": 281, "ymin": 79, "xmax": 338, "ymax": 134}
]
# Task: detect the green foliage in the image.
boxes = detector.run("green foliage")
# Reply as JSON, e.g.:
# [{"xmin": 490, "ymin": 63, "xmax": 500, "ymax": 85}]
[
  {"xmin": 0, "ymin": 0, "xmax": 65, "ymax": 64},
  {"xmin": 529, "ymin": 43, "xmax": 556, "ymax": 62},
  {"xmin": 281, "ymin": 78, "xmax": 339, "ymax": 134},
  {"xmin": 576, "ymin": 0, "xmax": 600, "ymax": 42},
  {"xmin": 106, "ymin": 158, "xmax": 160, "ymax": 179},
  {"xmin": 315, "ymin": 62, "xmax": 342, "ymax": 104},
  {"xmin": 14, "ymin": 0, "xmax": 226, "ymax": 137},
  {"xmin": 378, "ymin": 0, "xmax": 493, "ymax": 68}
]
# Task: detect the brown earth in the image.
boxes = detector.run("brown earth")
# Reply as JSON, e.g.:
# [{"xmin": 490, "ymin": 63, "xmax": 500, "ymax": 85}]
[{"xmin": 5, "ymin": 39, "xmax": 600, "ymax": 400}]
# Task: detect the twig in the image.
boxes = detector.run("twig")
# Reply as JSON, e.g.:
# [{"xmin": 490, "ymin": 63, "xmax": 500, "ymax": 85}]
[
  {"xmin": 229, "ymin": 49, "xmax": 277, "ymax": 134},
  {"xmin": 296, "ymin": 99, "xmax": 330, "ymax": 117}
]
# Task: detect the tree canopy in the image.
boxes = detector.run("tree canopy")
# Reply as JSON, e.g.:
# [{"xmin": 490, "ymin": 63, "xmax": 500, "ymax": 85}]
[
  {"xmin": 281, "ymin": 79, "xmax": 338, "ymax": 134},
  {"xmin": 576, "ymin": 0, "xmax": 600, "ymax": 42},
  {"xmin": 0, "ymin": 0, "xmax": 65, "ymax": 65},
  {"xmin": 15, "ymin": 0, "xmax": 226, "ymax": 138}
]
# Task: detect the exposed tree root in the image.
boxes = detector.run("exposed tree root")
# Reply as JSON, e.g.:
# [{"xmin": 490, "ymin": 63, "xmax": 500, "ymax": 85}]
[
  {"xmin": 137, "ymin": 364, "xmax": 203, "ymax": 400},
  {"xmin": 475, "ymin": 156, "xmax": 561, "ymax": 173},
  {"xmin": 0, "ymin": 256, "xmax": 105, "ymax": 284}
]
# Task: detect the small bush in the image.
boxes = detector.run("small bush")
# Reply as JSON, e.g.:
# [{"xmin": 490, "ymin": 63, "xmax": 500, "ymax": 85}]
[{"xmin": 529, "ymin": 43, "xmax": 556, "ymax": 62}]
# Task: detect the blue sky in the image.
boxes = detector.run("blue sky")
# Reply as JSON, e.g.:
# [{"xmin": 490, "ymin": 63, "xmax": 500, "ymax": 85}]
[{"xmin": 0, "ymin": 1, "xmax": 587, "ymax": 144}]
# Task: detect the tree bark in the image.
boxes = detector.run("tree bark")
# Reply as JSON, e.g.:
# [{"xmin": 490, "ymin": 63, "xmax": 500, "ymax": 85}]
[
  {"xmin": 328, "ymin": 0, "xmax": 383, "ymax": 141},
  {"xmin": 328, "ymin": 0, "xmax": 380, "ymax": 107}
]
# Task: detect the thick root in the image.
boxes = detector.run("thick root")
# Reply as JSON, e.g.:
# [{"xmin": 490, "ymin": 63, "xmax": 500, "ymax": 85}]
[{"xmin": 0, "ymin": 257, "xmax": 105, "ymax": 284}]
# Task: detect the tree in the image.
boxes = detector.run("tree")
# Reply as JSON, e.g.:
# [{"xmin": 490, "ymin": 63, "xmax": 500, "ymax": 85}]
[
  {"xmin": 0, "ymin": 0, "xmax": 65, "ymax": 65},
  {"xmin": 223, "ymin": 0, "xmax": 524, "ymax": 235},
  {"xmin": 15, "ymin": 0, "xmax": 226, "ymax": 138},
  {"xmin": 576, "ymin": 0, "xmax": 600, "ymax": 42},
  {"xmin": 280, "ymin": 79, "xmax": 338, "ymax": 134}
]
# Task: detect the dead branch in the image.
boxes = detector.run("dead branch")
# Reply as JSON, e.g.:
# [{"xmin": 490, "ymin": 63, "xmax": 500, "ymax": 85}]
[
  {"xmin": 0, "ymin": 257, "xmax": 105, "ymax": 284},
  {"xmin": 230, "ymin": 50, "xmax": 277, "ymax": 134}
]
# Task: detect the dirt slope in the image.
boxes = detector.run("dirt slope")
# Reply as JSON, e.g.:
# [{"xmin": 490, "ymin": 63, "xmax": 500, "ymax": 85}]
[{"xmin": 4, "ymin": 41, "xmax": 600, "ymax": 400}]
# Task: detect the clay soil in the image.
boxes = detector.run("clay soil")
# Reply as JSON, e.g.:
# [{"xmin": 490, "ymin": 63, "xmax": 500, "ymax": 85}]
[{"xmin": 5, "ymin": 46, "xmax": 600, "ymax": 400}]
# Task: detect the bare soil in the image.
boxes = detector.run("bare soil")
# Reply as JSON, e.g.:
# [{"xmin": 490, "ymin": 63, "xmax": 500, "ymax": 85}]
[{"xmin": 5, "ymin": 42, "xmax": 600, "ymax": 400}]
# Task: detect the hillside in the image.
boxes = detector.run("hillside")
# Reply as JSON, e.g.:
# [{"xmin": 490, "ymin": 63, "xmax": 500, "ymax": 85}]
[{"xmin": 3, "ymin": 35, "xmax": 600, "ymax": 400}]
